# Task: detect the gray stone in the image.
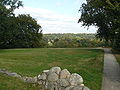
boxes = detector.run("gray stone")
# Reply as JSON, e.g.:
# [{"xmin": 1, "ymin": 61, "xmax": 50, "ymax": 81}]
[
  {"xmin": 57, "ymin": 79, "xmax": 70, "ymax": 87},
  {"xmin": 42, "ymin": 70, "xmax": 49, "ymax": 75},
  {"xmin": 45, "ymin": 81, "xmax": 49, "ymax": 89},
  {"xmin": 24, "ymin": 77, "xmax": 37, "ymax": 83},
  {"xmin": 7, "ymin": 72, "xmax": 21, "ymax": 78},
  {"xmin": 0, "ymin": 69, "xmax": 6, "ymax": 73},
  {"xmin": 65, "ymin": 86, "xmax": 74, "ymax": 90},
  {"xmin": 42, "ymin": 81, "xmax": 46, "ymax": 85},
  {"xmin": 33, "ymin": 76, "xmax": 37, "ymax": 83},
  {"xmin": 58, "ymin": 87, "xmax": 66, "ymax": 90},
  {"xmin": 49, "ymin": 67, "xmax": 61, "ymax": 75},
  {"xmin": 38, "ymin": 73, "xmax": 47, "ymax": 80},
  {"xmin": 60, "ymin": 69, "xmax": 71, "ymax": 79},
  {"xmin": 38, "ymin": 80, "xmax": 43, "ymax": 85},
  {"xmin": 48, "ymin": 73, "xmax": 59, "ymax": 82},
  {"xmin": 47, "ymin": 82, "xmax": 55, "ymax": 90},
  {"xmin": 71, "ymin": 86, "xmax": 83, "ymax": 90},
  {"xmin": 21, "ymin": 77, "xmax": 27, "ymax": 81},
  {"xmin": 69, "ymin": 73, "xmax": 83, "ymax": 86}
]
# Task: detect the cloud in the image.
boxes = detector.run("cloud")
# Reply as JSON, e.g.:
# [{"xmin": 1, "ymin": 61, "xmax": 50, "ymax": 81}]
[{"xmin": 14, "ymin": 6, "xmax": 97, "ymax": 34}]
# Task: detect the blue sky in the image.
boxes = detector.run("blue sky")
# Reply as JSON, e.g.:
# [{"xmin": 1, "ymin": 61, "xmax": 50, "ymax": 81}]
[
  {"xmin": 15, "ymin": 0, "xmax": 97, "ymax": 33},
  {"xmin": 22, "ymin": 0, "xmax": 84, "ymax": 16}
]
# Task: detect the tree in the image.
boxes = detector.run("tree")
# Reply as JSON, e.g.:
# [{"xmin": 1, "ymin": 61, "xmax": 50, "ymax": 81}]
[
  {"xmin": 0, "ymin": 0, "xmax": 23, "ymax": 48},
  {"xmin": 0, "ymin": 0, "xmax": 23, "ymax": 16},
  {"xmin": 14, "ymin": 14, "xmax": 42, "ymax": 48},
  {"xmin": 0, "ymin": 0, "xmax": 43, "ymax": 48},
  {"xmin": 78, "ymin": 0, "xmax": 120, "ymax": 49}
]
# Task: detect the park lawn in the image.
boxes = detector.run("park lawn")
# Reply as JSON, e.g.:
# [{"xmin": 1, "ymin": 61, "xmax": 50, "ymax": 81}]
[
  {"xmin": 0, "ymin": 48, "xmax": 104, "ymax": 90},
  {"xmin": 112, "ymin": 50, "xmax": 120, "ymax": 64}
]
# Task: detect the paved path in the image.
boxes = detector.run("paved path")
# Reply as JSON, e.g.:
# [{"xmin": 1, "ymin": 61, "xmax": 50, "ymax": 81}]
[{"xmin": 102, "ymin": 48, "xmax": 120, "ymax": 90}]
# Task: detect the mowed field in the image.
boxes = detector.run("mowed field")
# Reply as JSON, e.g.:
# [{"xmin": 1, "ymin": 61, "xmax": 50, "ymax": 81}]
[{"xmin": 0, "ymin": 48, "xmax": 104, "ymax": 90}]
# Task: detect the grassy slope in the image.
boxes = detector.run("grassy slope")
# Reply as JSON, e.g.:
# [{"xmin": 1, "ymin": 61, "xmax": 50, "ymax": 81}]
[{"xmin": 0, "ymin": 48, "xmax": 104, "ymax": 90}]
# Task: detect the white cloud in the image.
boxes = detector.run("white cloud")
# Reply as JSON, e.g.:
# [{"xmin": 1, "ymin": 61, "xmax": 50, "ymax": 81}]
[{"xmin": 14, "ymin": 6, "xmax": 97, "ymax": 34}]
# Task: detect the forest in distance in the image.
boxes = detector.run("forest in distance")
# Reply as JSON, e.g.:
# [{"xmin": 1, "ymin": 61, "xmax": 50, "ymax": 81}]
[{"xmin": 41, "ymin": 33, "xmax": 109, "ymax": 48}]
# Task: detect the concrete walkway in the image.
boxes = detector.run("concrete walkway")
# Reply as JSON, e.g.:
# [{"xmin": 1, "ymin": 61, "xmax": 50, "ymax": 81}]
[{"xmin": 102, "ymin": 48, "xmax": 120, "ymax": 90}]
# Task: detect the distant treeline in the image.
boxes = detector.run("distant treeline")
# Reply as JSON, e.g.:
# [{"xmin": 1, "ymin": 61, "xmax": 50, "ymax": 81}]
[
  {"xmin": 44, "ymin": 33, "xmax": 95, "ymax": 40},
  {"xmin": 41, "ymin": 33, "xmax": 109, "ymax": 48}
]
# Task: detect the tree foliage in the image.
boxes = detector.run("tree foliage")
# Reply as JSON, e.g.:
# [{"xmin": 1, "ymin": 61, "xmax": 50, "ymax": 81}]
[
  {"xmin": 0, "ymin": 0, "xmax": 42, "ymax": 48},
  {"xmin": 79, "ymin": 0, "xmax": 120, "ymax": 49}
]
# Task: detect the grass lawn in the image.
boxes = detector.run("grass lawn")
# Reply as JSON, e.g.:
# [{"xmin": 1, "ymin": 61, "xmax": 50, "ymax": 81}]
[
  {"xmin": 112, "ymin": 49, "xmax": 120, "ymax": 64},
  {"xmin": 0, "ymin": 73, "xmax": 41, "ymax": 90},
  {"xmin": 0, "ymin": 48, "xmax": 104, "ymax": 90}
]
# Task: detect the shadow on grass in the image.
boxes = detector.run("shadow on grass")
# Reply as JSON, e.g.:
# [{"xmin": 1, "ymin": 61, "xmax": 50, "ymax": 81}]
[
  {"xmin": 112, "ymin": 49, "xmax": 120, "ymax": 54},
  {"xmin": 112, "ymin": 49, "xmax": 120, "ymax": 64}
]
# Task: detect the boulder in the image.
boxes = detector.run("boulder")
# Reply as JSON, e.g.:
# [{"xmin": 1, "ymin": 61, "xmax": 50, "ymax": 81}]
[
  {"xmin": 48, "ymin": 73, "xmax": 59, "ymax": 82},
  {"xmin": 69, "ymin": 73, "xmax": 83, "ymax": 86},
  {"xmin": 49, "ymin": 67, "xmax": 61, "ymax": 75},
  {"xmin": 60, "ymin": 69, "xmax": 71, "ymax": 79},
  {"xmin": 57, "ymin": 79, "xmax": 70, "ymax": 87}
]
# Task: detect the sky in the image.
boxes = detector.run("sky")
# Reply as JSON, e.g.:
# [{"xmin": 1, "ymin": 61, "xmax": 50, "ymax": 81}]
[{"xmin": 14, "ymin": 0, "xmax": 97, "ymax": 34}]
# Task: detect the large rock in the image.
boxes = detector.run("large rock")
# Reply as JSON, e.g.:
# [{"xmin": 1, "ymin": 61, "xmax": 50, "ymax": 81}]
[
  {"xmin": 49, "ymin": 67, "xmax": 61, "ymax": 75},
  {"xmin": 69, "ymin": 73, "xmax": 83, "ymax": 86},
  {"xmin": 57, "ymin": 79, "xmax": 70, "ymax": 87},
  {"xmin": 48, "ymin": 73, "xmax": 59, "ymax": 82},
  {"xmin": 60, "ymin": 69, "xmax": 71, "ymax": 79}
]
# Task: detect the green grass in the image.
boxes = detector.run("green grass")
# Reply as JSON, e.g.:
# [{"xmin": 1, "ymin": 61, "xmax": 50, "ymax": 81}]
[
  {"xmin": 0, "ymin": 48, "xmax": 104, "ymax": 90},
  {"xmin": 0, "ymin": 73, "xmax": 41, "ymax": 90},
  {"xmin": 112, "ymin": 49, "xmax": 120, "ymax": 64}
]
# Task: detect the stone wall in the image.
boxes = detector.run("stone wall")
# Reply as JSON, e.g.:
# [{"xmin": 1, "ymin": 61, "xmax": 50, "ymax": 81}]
[{"xmin": 0, "ymin": 67, "xmax": 90, "ymax": 90}]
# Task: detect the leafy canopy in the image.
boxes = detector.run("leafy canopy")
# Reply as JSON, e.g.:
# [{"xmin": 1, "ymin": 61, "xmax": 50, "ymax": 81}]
[
  {"xmin": 79, "ymin": 0, "xmax": 120, "ymax": 49},
  {"xmin": 0, "ymin": 0, "xmax": 42, "ymax": 48}
]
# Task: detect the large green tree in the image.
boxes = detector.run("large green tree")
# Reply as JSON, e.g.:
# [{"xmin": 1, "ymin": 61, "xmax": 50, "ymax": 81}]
[
  {"xmin": 79, "ymin": 0, "xmax": 120, "ymax": 49},
  {"xmin": 14, "ymin": 14, "xmax": 42, "ymax": 48},
  {"xmin": 0, "ymin": 0, "xmax": 42, "ymax": 48},
  {"xmin": 0, "ymin": 0, "xmax": 23, "ymax": 48}
]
